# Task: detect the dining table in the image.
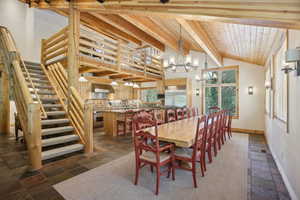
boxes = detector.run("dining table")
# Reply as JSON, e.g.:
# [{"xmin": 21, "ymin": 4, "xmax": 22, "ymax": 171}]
[{"xmin": 144, "ymin": 116, "xmax": 203, "ymax": 148}]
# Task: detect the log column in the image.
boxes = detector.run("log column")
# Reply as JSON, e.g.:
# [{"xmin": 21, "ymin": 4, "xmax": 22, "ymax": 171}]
[
  {"xmin": 68, "ymin": 1, "xmax": 80, "ymax": 110},
  {"xmin": 0, "ymin": 68, "xmax": 10, "ymax": 135}
]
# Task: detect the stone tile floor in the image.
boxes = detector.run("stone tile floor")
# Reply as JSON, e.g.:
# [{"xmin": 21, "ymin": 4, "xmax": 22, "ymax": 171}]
[
  {"xmin": 0, "ymin": 131, "xmax": 291, "ymax": 200},
  {"xmin": 248, "ymin": 134, "xmax": 291, "ymax": 200}
]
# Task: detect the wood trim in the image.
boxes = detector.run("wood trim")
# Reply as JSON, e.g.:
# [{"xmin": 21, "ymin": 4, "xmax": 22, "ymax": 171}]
[
  {"xmin": 232, "ymin": 128, "xmax": 264, "ymax": 135},
  {"xmin": 165, "ymin": 78, "xmax": 187, "ymax": 86}
]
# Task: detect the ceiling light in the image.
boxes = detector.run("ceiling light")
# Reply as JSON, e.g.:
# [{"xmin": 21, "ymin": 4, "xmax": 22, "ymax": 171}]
[
  {"xmin": 129, "ymin": 82, "xmax": 134, "ymax": 87},
  {"xmin": 124, "ymin": 82, "xmax": 129, "ymax": 86},
  {"xmin": 111, "ymin": 81, "xmax": 118, "ymax": 86},
  {"xmin": 78, "ymin": 75, "xmax": 88, "ymax": 82},
  {"xmin": 133, "ymin": 83, "xmax": 139, "ymax": 88}
]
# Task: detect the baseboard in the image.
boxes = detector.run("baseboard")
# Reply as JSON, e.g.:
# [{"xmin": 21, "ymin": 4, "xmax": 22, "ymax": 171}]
[
  {"xmin": 232, "ymin": 128, "xmax": 264, "ymax": 134},
  {"xmin": 266, "ymin": 140, "xmax": 299, "ymax": 200}
]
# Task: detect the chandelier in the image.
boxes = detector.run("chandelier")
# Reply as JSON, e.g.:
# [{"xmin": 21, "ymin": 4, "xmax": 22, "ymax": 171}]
[{"xmin": 165, "ymin": 24, "xmax": 199, "ymax": 72}]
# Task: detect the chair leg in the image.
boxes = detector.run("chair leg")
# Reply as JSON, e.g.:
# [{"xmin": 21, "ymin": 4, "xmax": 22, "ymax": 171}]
[
  {"xmin": 167, "ymin": 163, "xmax": 171, "ymax": 178},
  {"xmin": 134, "ymin": 161, "xmax": 140, "ymax": 185},
  {"xmin": 213, "ymin": 142, "xmax": 218, "ymax": 157},
  {"xmin": 200, "ymin": 156, "xmax": 205, "ymax": 177},
  {"xmin": 207, "ymin": 147, "xmax": 212, "ymax": 163},
  {"xmin": 155, "ymin": 166, "xmax": 160, "ymax": 195},
  {"xmin": 150, "ymin": 165, "xmax": 154, "ymax": 173},
  {"xmin": 192, "ymin": 162, "xmax": 197, "ymax": 188}
]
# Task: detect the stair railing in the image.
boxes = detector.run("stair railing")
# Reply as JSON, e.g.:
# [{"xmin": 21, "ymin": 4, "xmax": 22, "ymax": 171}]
[
  {"xmin": 42, "ymin": 62, "xmax": 93, "ymax": 153},
  {"xmin": 0, "ymin": 26, "xmax": 42, "ymax": 170}
]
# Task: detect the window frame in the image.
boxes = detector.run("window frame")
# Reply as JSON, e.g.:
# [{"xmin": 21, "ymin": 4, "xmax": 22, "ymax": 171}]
[
  {"xmin": 202, "ymin": 65, "xmax": 239, "ymax": 119},
  {"xmin": 139, "ymin": 87, "xmax": 160, "ymax": 104}
]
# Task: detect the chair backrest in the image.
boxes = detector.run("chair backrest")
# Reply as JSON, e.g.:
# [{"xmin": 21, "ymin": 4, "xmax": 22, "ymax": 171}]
[
  {"xmin": 166, "ymin": 108, "xmax": 176, "ymax": 122},
  {"xmin": 207, "ymin": 112, "xmax": 217, "ymax": 140},
  {"xmin": 154, "ymin": 109, "xmax": 165, "ymax": 123},
  {"xmin": 176, "ymin": 108, "xmax": 184, "ymax": 120},
  {"xmin": 192, "ymin": 116, "xmax": 208, "ymax": 158},
  {"xmin": 133, "ymin": 117, "xmax": 160, "ymax": 162},
  {"xmin": 208, "ymin": 106, "xmax": 220, "ymax": 114},
  {"xmin": 133, "ymin": 110, "xmax": 154, "ymax": 130},
  {"xmin": 182, "ymin": 107, "xmax": 188, "ymax": 119},
  {"xmin": 226, "ymin": 110, "xmax": 232, "ymax": 129}
]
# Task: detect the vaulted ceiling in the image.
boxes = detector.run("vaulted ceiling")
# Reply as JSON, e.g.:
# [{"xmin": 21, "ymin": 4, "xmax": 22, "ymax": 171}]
[{"xmin": 21, "ymin": 0, "xmax": 299, "ymax": 67}]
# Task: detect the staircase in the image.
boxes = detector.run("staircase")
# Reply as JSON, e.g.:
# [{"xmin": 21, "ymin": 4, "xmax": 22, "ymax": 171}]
[{"xmin": 22, "ymin": 61, "xmax": 84, "ymax": 162}]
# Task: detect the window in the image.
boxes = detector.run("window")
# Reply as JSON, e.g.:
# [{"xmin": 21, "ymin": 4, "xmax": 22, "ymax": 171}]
[
  {"xmin": 203, "ymin": 66, "xmax": 239, "ymax": 117},
  {"xmin": 273, "ymin": 39, "xmax": 288, "ymax": 122},
  {"xmin": 165, "ymin": 90, "xmax": 187, "ymax": 107},
  {"xmin": 140, "ymin": 88, "xmax": 158, "ymax": 103}
]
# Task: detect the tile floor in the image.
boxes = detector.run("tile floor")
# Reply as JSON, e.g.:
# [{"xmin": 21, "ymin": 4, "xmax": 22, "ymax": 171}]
[{"xmin": 0, "ymin": 131, "xmax": 291, "ymax": 200}]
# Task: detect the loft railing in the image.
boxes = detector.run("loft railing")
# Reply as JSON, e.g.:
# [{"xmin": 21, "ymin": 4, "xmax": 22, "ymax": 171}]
[
  {"xmin": 0, "ymin": 26, "xmax": 42, "ymax": 170},
  {"xmin": 42, "ymin": 62, "xmax": 93, "ymax": 153},
  {"xmin": 41, "ymin": 25, "xmax": 164, "ymax": 78}
]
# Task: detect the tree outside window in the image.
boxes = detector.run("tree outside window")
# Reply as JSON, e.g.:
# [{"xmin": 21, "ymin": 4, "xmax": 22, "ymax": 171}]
[{"xmin": 203, "ymin": 66, "xmax": 239, "ymax": 117}]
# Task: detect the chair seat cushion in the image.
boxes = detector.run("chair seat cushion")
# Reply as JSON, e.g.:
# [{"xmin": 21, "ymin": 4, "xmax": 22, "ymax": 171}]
[
  {"xmin": 140, "ymin": 151, "xmax": 171, "ymax": 163},
  {"xmin": 175, "ymin": 147, "xmax": 193, "ymax": 158}
]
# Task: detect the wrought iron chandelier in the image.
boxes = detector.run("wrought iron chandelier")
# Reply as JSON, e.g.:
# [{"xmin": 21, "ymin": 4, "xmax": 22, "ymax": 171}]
[{"xmin": 165, "ymin": 24, "xmax": 199, "ymax": 73}]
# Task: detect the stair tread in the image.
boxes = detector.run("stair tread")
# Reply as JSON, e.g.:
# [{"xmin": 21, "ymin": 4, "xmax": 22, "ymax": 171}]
[
  {"xmin": 30, "ymin": 90, "xmax": 55, "ymax": 95},
  {"xmin": 41, "ymin": 144, "xmax": 84, "ymax": 160},
  {"xmin": 42, "ymin": 135, "xmax": 79, "ymax": 147},
  {"xmin": 42, "ymin": 126, "xmax": 74, "ymax": 135},
  {"xmin": 43, "ymin": 104, "xmax": 62, "ymax": 108},
  {"xmin": 42, "ymin": 118, "xmax": 70, "ymax": 125},
  {"xmin": 46, "ymin": 111, "xmax": 66, "ymax": 116}
]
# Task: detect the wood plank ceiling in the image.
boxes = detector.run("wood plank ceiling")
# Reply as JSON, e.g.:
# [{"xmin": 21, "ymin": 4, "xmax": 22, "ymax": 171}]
[{"xmin": 21, "ymin": 0, "xmax": 296, "ymax": 67}]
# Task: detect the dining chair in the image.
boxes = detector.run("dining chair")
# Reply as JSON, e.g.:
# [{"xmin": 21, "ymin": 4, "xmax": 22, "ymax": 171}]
[
  {"xmin": 153, "ymin": 109, "xmax": 165, "ymax": 125},
  {"xmin": 206, "ymin": 113, "xmax": 217, "ymax": 163},
  {"xmin": 117, "ymin": 110, "xmax": 134, "ymax": 136},
  {"xmin": 133, "ymin": 110, "xmax": 154, "ymax": 130},
  {"xmin": 173, "ymin": 116, "xmax": 208, "ymax": 188},
  {"xmin": 182, "ymin": 107, "xmax": 188, "ymax": 119},
  {"xmin": 166, "ymin": 108, "xmax": 176, "ymax": 123},
  {"xmin": 208, "ymin": 106, "xmax": 220, "ymax": 114},
  {"xmin": 133, "ymin": 117, "xmax": 175, "ymax": 195},
  {"xmin": 176, "ymin": 108, "xmax": 184, "ymax": 120},
  {"xmin": 187, "ymin": 108, "xmax": 192, "ymax": 118},
  {"xmin": 224, "ymin": 110, "xmax": 233, "ymax": 139},
  {"xmin": 215, "ymin": 111, "xmax": 224, "ymax": 150}
]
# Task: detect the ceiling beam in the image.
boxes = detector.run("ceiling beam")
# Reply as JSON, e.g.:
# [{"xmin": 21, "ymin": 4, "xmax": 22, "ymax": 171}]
[
  {"xmin": 91, "ymin": 13, "xmax": 165, "ymax": 51},
  {"xmin": 177, "ymin": 19, "xmax": 223, "ymax": 67},
  {"xmin": 25, "ymin": 0, "xmax": 300, "ymax": 28},
  {"xmin": 120, "ymin": 15, "xmax": 190, "ymax": 54}
]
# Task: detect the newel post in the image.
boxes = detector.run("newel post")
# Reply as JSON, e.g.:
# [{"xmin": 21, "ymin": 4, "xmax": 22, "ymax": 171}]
[
  {"xmin": 27, "ymin": 103, "xmax": 42, "ymax": 170},
  {"xmin": 84, "ymin": 102, "xmax": 94, "ymax": 153}
]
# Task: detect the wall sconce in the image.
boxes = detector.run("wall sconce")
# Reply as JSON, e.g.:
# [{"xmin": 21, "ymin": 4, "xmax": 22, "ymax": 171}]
[
  {"xmin": 196, "ymin": 88, "xmax": 200, "ymax": 96},
  {"xmin": 248, "ymin": 86, "xmax": 253, "ymax": 95},
  {"xmin": 265, "ymin": 78, "xmax": 272, "ymax": 90}
]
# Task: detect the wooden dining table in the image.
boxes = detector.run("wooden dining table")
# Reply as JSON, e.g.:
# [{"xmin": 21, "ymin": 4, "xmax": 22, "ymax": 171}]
[{"xmin": 144, "ymin": 117, "xmax": 201, "ymax": 148}]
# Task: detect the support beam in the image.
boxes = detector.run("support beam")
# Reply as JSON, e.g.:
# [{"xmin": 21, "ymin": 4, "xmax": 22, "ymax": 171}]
[
  {"xmin": 0, "ymin": 70, "xmax": 10, "ymax": 134},
  {"xmin": 68, "ymin": 2, "xmax": 80, "ymax": 106},
  {"xmin": 92, "ymin": 13, "xmax": 165, "ymax": 51},
  {"xmin": 120, "ymin": 15, "xmax": 190, "ymax": 54},
  {"xmin": 177, "ymin": 19, "xmax": 223, "ymax": 67}
]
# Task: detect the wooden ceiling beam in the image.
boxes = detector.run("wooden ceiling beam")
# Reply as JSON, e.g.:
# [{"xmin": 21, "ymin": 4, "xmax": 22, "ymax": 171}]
[
  {"xmin": 25, "ymin": 0, "xmax": 300, "ymax": 27},
  {"xmin": 91, "ymin": 13, "xmax": 165, "ymax": 51},
  {"xmin": 177, "ymin": 19, "xmax": 223, "ymax": 67},
  {"xmin": 120, "ymin": 15, "xmax": 190, "ymax": 54},
  {"xmin": 93, "ymin": 71, "xmax": 118, "ymax": 76}
]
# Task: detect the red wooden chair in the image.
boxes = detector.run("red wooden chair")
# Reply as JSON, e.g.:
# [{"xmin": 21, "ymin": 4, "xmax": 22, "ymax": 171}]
[
  {"xmin": 133, "ymin": 110, "xmax": 154, "ymax": 130},
  {"xmin": 215, "ymin": 111, "xmax": 224, "ymax": 150},
  {"xmin": 187, "ymin": 108, "xmax": 192, "ymax": 118},
  {"xmin": 166, "ymin": 109, "xmax": 176, "ymax": 123},
  {"xmin": 176, "ymin": 108, "xmax": 184, "ymax": 120},
  {"xmin": 174, "ymin": 116, "xmax": 208, "ymax": 188},
  {"xmin": 117, "ymin": 110, "xmax": 134, "ymax": 136},
  {"xmin": 182, "ymin": 107, "xmax": 188, "ymax": 119},
  {"xmin": 153, "ymin": 109, "xmax": 165, "ymax": 125},
  {"xmin": 206, "ymin": 113, "xmax": 218, "ymax": 163},
  {"xmin": 224, "ymin": 110, "xmax": 233, "ymax": 139},
  {"xmin": 208, "ymin": 106, "xmax": 220, "ymax": 114},
  {"xmin": 133, "ymin": 117, "xmax": 175, "ymax": 195}
]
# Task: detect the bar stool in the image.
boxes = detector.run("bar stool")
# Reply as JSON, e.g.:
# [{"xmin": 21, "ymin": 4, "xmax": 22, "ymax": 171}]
[
  {"xmin": 117, "ymin": 110, "xmax": 134, "ymax": 136},
  {"xmin": 166, "ymin": 109, "xmax": 176, "ymax": 123},
  {"xmin": 176, "ymin": 108, "xmax": 184, "ymax": 120}
]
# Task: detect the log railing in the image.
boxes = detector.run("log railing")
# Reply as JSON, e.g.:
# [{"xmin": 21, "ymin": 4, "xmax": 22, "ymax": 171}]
[
  {"xmin": 0, "ymin": 26, "xmax": 42, "ymax": 170},
  {"xmin": 44, "ymin": 62, "xmax": 93, "ymax": 153},
  {"xmin": 41, "ymin": 25, "xmax": 164, "ymax": 78}
]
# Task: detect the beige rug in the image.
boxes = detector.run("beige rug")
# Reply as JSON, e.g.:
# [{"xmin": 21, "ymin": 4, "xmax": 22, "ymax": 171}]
[{"xmin": 54, "ymin": 133, "xmax": 248, "ymax": 200}]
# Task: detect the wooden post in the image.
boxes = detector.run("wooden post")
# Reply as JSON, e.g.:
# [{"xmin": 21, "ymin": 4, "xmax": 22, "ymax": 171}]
[
  {"xmin": 84, "ymin": 102, "xmax": 93, "ymax": 153},
  {"xmin": 117, "ymin": 39, "xmax": 121, "ymax": 71},
  {"xmin": 0, "ymin": 70, "xmax": 10, "ymax": 135},
  {"xmin": 40, "ymin": 39, "xmax": 45, "ymax": 66},
  {"xmin": 26, "ymin": 103, "xmax": 42, "ymax": 170},
  {"xmin": 68, "ymin": 2, "xmax": 80, "ymax": 110}
]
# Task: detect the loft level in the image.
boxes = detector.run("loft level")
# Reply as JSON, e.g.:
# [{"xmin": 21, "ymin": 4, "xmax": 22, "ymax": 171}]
[{"xmin": 42, "ymin": 25, "xmax": 164, "ymax": 82}]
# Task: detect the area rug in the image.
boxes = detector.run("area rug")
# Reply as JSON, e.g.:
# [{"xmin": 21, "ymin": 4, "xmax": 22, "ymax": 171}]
[{"xmin": 54, "ymin": 133, "xmax": 248, "ymax": 200}]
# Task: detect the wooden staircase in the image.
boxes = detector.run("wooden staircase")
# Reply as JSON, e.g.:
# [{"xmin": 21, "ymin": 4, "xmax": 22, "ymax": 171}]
[{"xmin": 23, "ymin": 61, "xmax": 84, "ymax": 161}]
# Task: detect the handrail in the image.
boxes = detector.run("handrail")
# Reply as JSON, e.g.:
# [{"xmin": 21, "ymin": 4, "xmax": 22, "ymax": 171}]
[
  {"xmin": 45, "ymin": 62, "xmax": 87, "ymax": 145},
  {"xmin": 0, "ymin": 26, "xmax": 42, "ymax": 170}
]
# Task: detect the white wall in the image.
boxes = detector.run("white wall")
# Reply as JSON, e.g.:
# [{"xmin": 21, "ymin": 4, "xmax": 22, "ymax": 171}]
[
  {"xmin": 265, "ymin": 29, "xmax": 300, "ymax": 200},
  {"xmin": 0, "ymin": 0, "xmax": 67, "ymax": 62}
]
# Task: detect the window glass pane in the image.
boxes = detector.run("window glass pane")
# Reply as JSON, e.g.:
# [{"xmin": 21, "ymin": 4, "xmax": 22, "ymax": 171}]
[
  {"xmin": 205, "ymin": 87, "xmax": 218, "ymax": 114},
  {"xmin": 141, "ymin": 89, "xmax": 158, "ymax": 102},
  {"xmin": 222, "ymin": 70, "xmax": 236, "ymax": 84},
  {"xmin": 221, "ymin": 86, "xmax": 236, "ymax": 116},
  {"xmin": 165, "ymin": 93, "xmax": 173, "ymax": 106},
  {"xmin": 205, "ymin": 71, "xmax": 218, "ymax": 84},
  {"xmin": 174, "ymin": 94, "xmax": 186, "ymax": 107},
  {"xmin": 165, "ymin": 91, "xmax": 186, "ymax": 107}
]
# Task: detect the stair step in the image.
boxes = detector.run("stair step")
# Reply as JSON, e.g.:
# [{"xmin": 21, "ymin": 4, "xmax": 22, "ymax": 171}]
[
  {"xmin": 42, "ymin": 135, "xmax": 79, "ymax": 147},
  {"xmin": 30, "ymin": 90, "xmax": 55, "ymax": 95},
  {"xmin": 25, "ymin": 73, "xmax": 47, "ymax": 79},
  {"xmin": 26, "ymin": 78, "xmax": 49, "ymax": 84},
  {"xmin": 25, "ymin": 69, "xmax": 44, "ymax": 75},
  {"xmin": 46, "ymin": 111, "xmax": 66, "ymax": 116},
  {"xmin": 43, "ymin": 104, "xmax": 62, "ymax": 108},
  {"xmin": 42, "ymin": 126, "xmax": 74, "ymax": 136},
  {"xmin": 26, "ymin": 65, "xmax": 42, "ymax": 71},
  {"xmin": 41, "ymin": 144, "xmax": 84, "ymax": 160},
  {"xmin": 35, "ymin": 98, "xmax": 59, "ymax": 103},
  {"xmin": 24, "ymin": 61, "xmax": 41, "ymax": 67},
  {"xmin": 42, "ymin": 118, "xmax": 70, "ymax": 126},
  {"xmin": 29, "ymin": 84, "xmax": 52, "ymax": 89}
]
